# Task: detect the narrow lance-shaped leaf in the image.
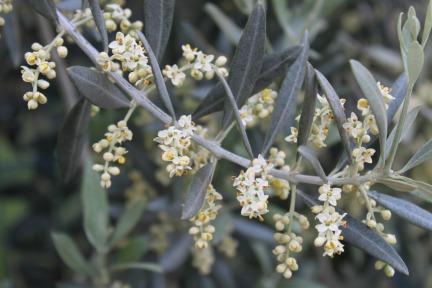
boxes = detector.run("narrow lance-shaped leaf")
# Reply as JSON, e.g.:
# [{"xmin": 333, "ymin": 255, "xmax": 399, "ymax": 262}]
[
  {"xmin": 261, "ymin": 33, "xmax": 309, "ymax": 156},
  {"xmin": 181, "ymin": 162, "xmax": 216, "ymax": 219},
  {"xmin": 315, "ymin": 70, "xmax": 353, "ymax": 164},
  {"xmin": 406, "ymin": 41, "xmax": 424, "ymax": 86},
  {"xmin": 57, "ymin": 97, "xmax": 91, "ymax": 183},
  {"xmin": 350, "ymin": 60, "xmax": 387, "ymax": 166},
  {"xmin": 407, "ymin": 179, "xmax": 432, "ymax": 204},
  {"xmin": 385, "ymin": 106, "xmax": 420, "ymax": 160},
  {"xmin": 193, "ymin": 45, "xmax": 303, "ymax": 119},
  {"xmin": 217, "ymin": 73, "xmax": 254, "ymax": 158},
  {"xmin": 24, "ymin": 0, "xmax": 58, "ymax": 25},
  {"xmin": 81, "ymin": 163, "xmax": 109, "ymax": 251},
  {"xmin": 109, "ymin": 262, "xmax": 163, "ymax": 273},
  {"xmin": 3, "ymin": 10, "xmax": 21, "ymax": 67},
  {"xmin": 88, "ymin": 0, "xmax": 108, "ymax": 51},
  {"xmin": 51, "ymin": 232, "xmax": 92, "ymax": 276},
  {"xmin": 298, "ymin": 146, "xmax": 326, "ymax": 181},
  {"xmin": 376, "ymin": 178, "xmax": 417, "ymax": 192},
  {"xmin": 368, "ymin": 191, "xmax": 432, "ymax": 231},
  {"xmin": 297, "ymin": 62, "xmax": 317, "ymax": 147},
  {"xmin": 159, "ymin": 232, "xmax": 192, "ymax": 272},
  {"xmin": 204, "ymin": 3, "xmax": 243, "ymax": 46},
  {"xmin": 222, "ymin": 3, "xmax": 266, "ymax": 129},
  {"xmin": 109, "ymin": 198, "xmax": 147, "ymax": 247},
  {"xmin": 297, "ymin": 190, "xmax": 409, "ymax": 275},
  {"xmin": 422, "ymin": 0, "xmax": 432, "ymax": 47},
  {"xmin": 67, "ymin": 66, "xmax": 130, "ymax": 109},
  {"xmin": 143, "ymin": 0, "xmax": 175, "ymax": 63},
  {"xmin": 137, "ymin": 31, "xmax": 176, "ymax": 121},
  {"xmin": 400, "ymin": 138, "xmax": 432, "ymax": 173}
]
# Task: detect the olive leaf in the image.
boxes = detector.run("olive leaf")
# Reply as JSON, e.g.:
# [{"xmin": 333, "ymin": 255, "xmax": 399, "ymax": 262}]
[
  {"xmin": 421, "ymin": 0, "xmax": 432, "ymax": 47},
  {"xmin": 88, "ymin": 0, "xmax": 108, "ymax": 51},
  {"xmin": 81, "ymin": 163, "xmax": 109, "ymax": 252},
  {"xmin": 298, "ymin": 146, "xmax": 327, "ymax": 182},
  {"xmin": 137, "ymin": 31, "xmax": 176, "ymax": 120},
  {"xmin": 192, "ymin": 45, "xmax": 303, "ymax": 119},
  {"xmin": 297, "ymin": 190, "xmax": 409, "ymax": 275},
  {"xmin": 3, "ymin": 10, "xmax": 21, "ymax": 67},
  {"xmin": 376, "ymin": 178, "xmax": 417, "ymax": 192},
  {"xmin": 109, "ymin": 198, "xmax": 147, "ymax": 247},
  {"xmin": 261, "ymin": 33, "xmax": 309, "ymax": 156},
  {"xmin": 109, "ymin": 262, "xmax": 163, "ymax": 273},
  {"xmin": 159, "ymin": 232, "xmax": 192, "ymax": 272},
  {"xmin": 51, "ymin": 232, "xmax": 92, "ymax": 276},
  {"xmin": 217, "ymin": 73, "xmax": 254, "ymax": 158},
  {"xmin": 24, "ymin": 0, "xmax": 58, "ymax": 25},
  {"xmin": 57, "ymin": 97, "xmax": 91, "ymax": 183},
  {"xmin": 400, "ymin": 138, "xmax": 432, "ymax": 173},
  {"xmin": 181, "ymin": 162, "xmax": 216, "ymax": 220},
  {"xmin": 204, "ymin": 3, "xmax": 243, "ymax": 46},
  {"xmin": 67, "ymin": 66, "xmax": 131, "ymax": 109},
  {"xmin": 368, "ymin": 191, "xmax": 432, "ymax": 231},
  {"xmin": 315, "ymin": 70, "xmax": 353, "ymax": 164},
  {"xmin": 350, "ymin": 60, "xmax": 387, "ymax": 166},
  {"xmin": 143, "ymin": 0, "xmax": 175, "ymax": 63},
  {"xmin": 408, "ymin": 180, "xmax": 432, "ymax": 204},
  {"xmin": 297, "ymin": 62, "xmax": 317, "ymax": 148},
  {"xmin": 406, "ymin": 41, "xmax": 424, "ymax": 86},
  {"xmin": 222, "ymin": 3, "xmax": 266, "ymax": 129}
]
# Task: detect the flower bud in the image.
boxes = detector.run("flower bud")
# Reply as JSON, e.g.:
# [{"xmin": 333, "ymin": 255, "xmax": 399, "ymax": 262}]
[
  {"xmin": 108, "ymin": 166, "xmax": 120, "ymax": 175},
  {"xmin": 57, "ymin": 46, "xmax": 68, "ymax": 58},
  {"xmin": 374, "ymin": 260, "xmax": 385, "ymax": 270},
  {"xmin": 53, "ymin": 37, "xmax": 64, "ymax": 47},
  {"xmin": 101, "ymin": 172, "xmax": 111, "ymax": 181},
  {"xmin": 92, "ymin": 164, "xmax": 104, "ymax": 172},
  {"xmin": 276, "ymin": 263, "xmax": 286, "ymax": 274},
  {"xmin": 189, "ymin": 227, "xmax": 199, "ymax": 235},
  {"xmin": 27, "ymin": 99, "xmax": 38, "ymax": 110},
  {"xmin": 103, "ymin": 152, "xmax": 114, "ymax": 161},
  {"xmin": 31, "ymin": 42, "xmax": 43, "ymax": 51},
  {"xmin": 215, "ymin": 56, "xmax": 227, "ymax": 66},
  {"xmin": 37, "ymin": 79, "xmax": 50, "ymax": 89},
  {"xmin": 384, "ymin": 265, "xmax": 395, "ymax": 277},
  {"xmin": 381, "ymin": 210, "xmax": 391, "ymax": 221},
  {"xmin": 314, "ymin": 236, "xmax": 326, "ymax": 247}
]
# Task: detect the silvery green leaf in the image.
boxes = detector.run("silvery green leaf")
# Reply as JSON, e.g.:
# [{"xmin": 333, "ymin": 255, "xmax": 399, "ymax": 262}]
[
  {"xmin": 234, "ymin": 217, "xmax": 276, "ymax": 244},
  {"xmin": 67, "ymin": 66, "xmax": 130, "ymax": 108},
  {"xmin": 57, "ymin": 97, "xmax": 91, "ymax": 183},
  {"xmin": 298, "ymin": 146, "xmax": 326, "ymax": 181},
  {"xmin": 387, "ymin": 74, "xmax": 408, "ymax": 122},
  {"xmin": 181, "ymin": 163, "xmax": 216, "ymax": 219},
  {"xmin": 217, "ymin": 73, "xmax": 253, "ymax": 158},
  {"xmin": 222, "ymin": 3, "xmax": 266, "ymax": 129},
  {"xmin": 57, "ymin": 0, "xmax": 81, "ymax": 11},
  {"xmin": 406, "ymin": 41, "xmax": 424, "ymax": 86},
  {"xmin": 81, "ymin": 163, "xmax": 109, "ymax": 251},
  {"xmin": 297, "ymin": 190, "xmax": 409, "ymax": 275},
  {"xmin": 114, "ymin": 236, "xmax": 149, "ymax": 264},
  {"xmin": 369, "ymin": 191, "xmax": 432, "ymax": 231},
  {"xmin": 137, "ymin": 31, "xmax": 176, "ymax": 120},
  {"xmin": 400, "ymin": 138, "xmax": 432, "ymax": 173},
  {"xmin": 143, "ymin": 0, "xmax": 175, "ymax": 63},
  {"xmin": 315, "ymin": 70, "xmax": 353, "ymax": 164},
  {"xmin": 422, "ymin": 0, "xmax": 432, "ymax": 47},
  {"xmin": 51, "ymin": 232, "xmax": 91, "ymax": 276},
  {"xmin": 88, "ymin": 0, "xmax": 108, "ymax": 51},
  {"xmin": 297, "ymin": 62, "xmax": 317, "ymax": 148},
  {"xmin": 192, "ymin": 45, "xmax": 303, "ymax": 119},
  {"xmin": 159, "ymin": 232, "xmax": 192, "ymax": 272},
  {"xmin": 3, "ymin": 10, "xmax": 21, "ymax": 67},
  {"xmin": 376, "ymin": 178, "xmax": 417, "ymax": 192},
  {"xmin": 385, "ymin": 106, "xmax": 420, "ymax": 160},
  {"xmin": 204, "ymin": 3, "xmax": 243, "ymax": 46},
  {"xmin": 81, "ymin": 0, "xmax": 88, "ymax": 10},
  {"xmin": 212, "ymin": 210, "xmax": 234, "ymax": 244},
  {"xmin": 261, "ymin": 33, "xmax": 309, "ymax": 155},
  {"xmin": 24, "ymin": 0, "xmax": 58, "ymax": 25},
  {"xmin": 109, "ymin": 198, "xmax": 147, "ymax": 247},
  {"xmin": 350, "ymin": 60, "xmax": 387, "ymax": 164},
  {"xmin": 409, "ymin": 180, "xmax": 432, "ymax": 204},
  {"xmin": 109, "ymin": 262, "xmax": 162, "ymax": 273}
]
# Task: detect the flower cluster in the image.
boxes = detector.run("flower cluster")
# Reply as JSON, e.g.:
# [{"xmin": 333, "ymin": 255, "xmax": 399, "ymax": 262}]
[
  {"xmin": 272, "ymin": 212, "xmax": 309, "ymax": 279},
  {"xmin": 312, "ymin": 184, "xmax": 347, "ymax": 257},
  {"xmin": 343, "ymin": 82, "xmax": 394, "ymax": 170},
  {"xmin": 189, "ymin": 184, "xmax": 222, "ymax": 249},
  {"xmin": 239, "ymin": 89, "xmax": 278, "ymax": 128},
  {"xmin": 232, "ymin": 155, "xmax": 274, "ymax": 220},
  {"xmin": 97, "ymin": 32, "xmax": 152, "ymax": 88},
  {"xmin": 92, "ymin": 120, "xmax": 133, "ymax": 188},
  {"xmin": 286, "ymin": 94, "xmax": 346, "ymax": 148},
  {"xmin": 21, "ymin": 36, "xmax": 68, "ymax": 110},
  {"xmin": 154, "ymin": 115, "xmax": 196, "ymax": 177},
  {"xmin": 0, "ymin": 0, "xmax": 12, "ymax": 39},
  {"xmin": 181, "ymin": 44, "xmax": 228, "ymax": 80},
  {"xmin": 103, "ymin": 3, "xmax": 143, "ymax": 38}
]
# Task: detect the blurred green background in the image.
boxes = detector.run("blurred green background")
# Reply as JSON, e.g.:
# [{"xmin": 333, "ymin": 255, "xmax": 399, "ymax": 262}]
[{"xmin": 0, "ymin": 0, "xmax": 432, "ymax": 287}]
